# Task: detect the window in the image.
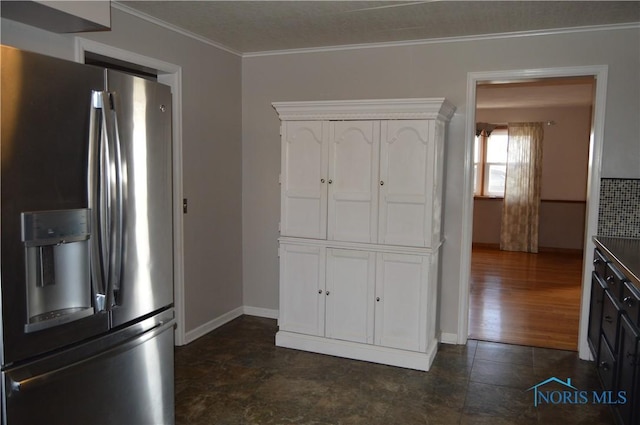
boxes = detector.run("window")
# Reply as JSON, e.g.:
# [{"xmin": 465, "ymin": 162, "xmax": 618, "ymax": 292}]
[{"xmin": 474, "ymin": 128, "xmax": 508, "ymax": 197}]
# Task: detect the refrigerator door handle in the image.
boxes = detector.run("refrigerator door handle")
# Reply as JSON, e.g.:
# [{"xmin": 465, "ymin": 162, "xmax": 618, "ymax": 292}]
[
  {"xmin": 88, "ymin": 91, "xmax": 107, "ymax": 311},
  {"xmin": 104, "ymin": 91, "xmax": 125, "ymax": 308},
  {"xmin": 89, "ymin": 91, "xmax": 125, "ymax": 311}
]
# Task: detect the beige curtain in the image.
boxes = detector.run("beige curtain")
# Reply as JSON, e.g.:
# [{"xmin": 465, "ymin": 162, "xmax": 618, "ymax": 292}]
[{"xmin": 500, "ymin": 122, "xmax": 544, "ymax": 253}]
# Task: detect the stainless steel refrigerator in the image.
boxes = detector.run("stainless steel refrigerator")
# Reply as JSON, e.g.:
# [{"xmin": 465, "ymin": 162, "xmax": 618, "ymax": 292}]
[{"xmin": 1, "ymin": 45, "xmax": 175, "ymax": 424}]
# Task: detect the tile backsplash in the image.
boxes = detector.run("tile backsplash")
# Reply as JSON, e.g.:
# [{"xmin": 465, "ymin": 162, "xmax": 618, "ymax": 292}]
[{"xmin": 598, "ymin": 178, "xmax": 640, "ymax": 238}]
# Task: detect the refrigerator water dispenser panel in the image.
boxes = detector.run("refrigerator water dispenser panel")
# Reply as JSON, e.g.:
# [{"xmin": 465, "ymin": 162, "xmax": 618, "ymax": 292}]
[{"xmin": 21, "ymin": 209, "xmax": 94, "ymax": 333}]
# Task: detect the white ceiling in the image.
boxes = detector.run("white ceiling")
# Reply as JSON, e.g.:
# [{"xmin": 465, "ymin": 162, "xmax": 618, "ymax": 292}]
[
  {"xmin": 116, "ymin": 1, "xmax": 632, "ymax": 108},
  {"xmin": 118, "ymin": 1, "xmax": 640, "ymax": 54}
]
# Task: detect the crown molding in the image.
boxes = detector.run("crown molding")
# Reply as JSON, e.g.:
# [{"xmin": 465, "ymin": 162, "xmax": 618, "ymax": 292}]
[
  {"xmin": 111, "ymin": 2, "xmax": 639, "ymax": 59},
  {"xmin": 245, "ymin": 22, "xmax": 640, "ymax": 58},
  {"xmin": 111, "ymin": 1, "xmax": 243, "ymax": 57},
  {"xmin": 272, "ymin": 98, "xmax": 456, "ymax": 121}
]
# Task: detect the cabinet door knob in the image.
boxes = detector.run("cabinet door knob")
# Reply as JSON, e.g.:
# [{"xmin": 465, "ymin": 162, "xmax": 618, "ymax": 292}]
[
  {"xmin": 624, "ymin": 296, "xmax": 634, "ymax": 307},
  {"xmin": 606, "ymin": 276, "xmax": 615, "ymax": 284},
  {"xmin": 321, "ymin": 178, "xmax": 325, "ymax": 183},
  {"xmin": 593, "ymin": 258, "xmax": 601, "ymax": 265},
  {"xmin": 380, "ymin": 181, "xmax": 384, "ymax": 186},
  {"xmin": 318, "ymin": 289, "xmax": 323, "ymax": 294},
  {"xmin": 599, "ymin": 361, "xmax": 610, "ymax": 371},
  {"xmin": 328, "ymin": 179, "xmax": 333, "ymax": 184},
  {"xmin": 326, "ymin": 291, "xmax": 330, "ymax": 295},
  {"xmin": 376, "ymin": 297, "xmax": 381, "ymax": 302}
]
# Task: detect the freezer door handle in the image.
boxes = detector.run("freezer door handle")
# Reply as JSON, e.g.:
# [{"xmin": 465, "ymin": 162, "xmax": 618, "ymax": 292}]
[
  {"xmin": 8, "ymin": 377, "xmax": 21, "ymax": 392},
  {"xmin": 89, "ymin": 91, "xmax": 126, "ymax": 310},
  {"xmin": 5, "ymin": 317, "xmax": 175, "ymax": 396}
]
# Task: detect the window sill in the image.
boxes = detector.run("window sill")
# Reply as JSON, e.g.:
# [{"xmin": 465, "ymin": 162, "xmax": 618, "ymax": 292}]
[{"xmin": 474, "ymin": 195, "xmax": 504, "ymax": 200}]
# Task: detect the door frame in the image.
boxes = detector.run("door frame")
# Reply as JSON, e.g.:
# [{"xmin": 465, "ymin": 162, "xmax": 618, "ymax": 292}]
[
  {"xmin": 459, "ymin": 65, "xmax": 608, "ymax": 360},
  {"xmin": 74, "ymin": 38, "xmax": 186, "ymax": 346}
]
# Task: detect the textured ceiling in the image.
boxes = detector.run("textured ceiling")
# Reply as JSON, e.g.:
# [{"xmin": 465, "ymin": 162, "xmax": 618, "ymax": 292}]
[
  {"xmin": 115, "ymin": 1, "xmax": 628, "ymax": 109},
  {"xmin": 118, "ymin": 1, "xmax": 640, "ymax": 54}
]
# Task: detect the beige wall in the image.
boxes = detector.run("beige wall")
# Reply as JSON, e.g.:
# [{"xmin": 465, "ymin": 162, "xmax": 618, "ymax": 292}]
[
  {"xmin": 473, "ymin": 199, "xmax": 586, "ymax": 250},
  {"xmin": 4, "ymin": 11, "xmax": 637, "ymax": 342},
  {"xmin": 1, "ymin": 8, "xmax": 244, "ymax": 335},
  {"xmin": 476, "ymin": 105, "xmax": 592, "ymax": 200},
  {"xmin": 473, "ymin": 105, "xmax": 591, "ymax": 250},
  {"xmin": 242, "ymin": 28, "xmax": 640, "ymax": 339}
]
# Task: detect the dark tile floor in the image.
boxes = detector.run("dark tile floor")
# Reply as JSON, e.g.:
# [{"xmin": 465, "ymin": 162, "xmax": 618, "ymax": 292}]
[{"xmin": 174, "ymin": 315, "xmax": 615, "ymax": 425}]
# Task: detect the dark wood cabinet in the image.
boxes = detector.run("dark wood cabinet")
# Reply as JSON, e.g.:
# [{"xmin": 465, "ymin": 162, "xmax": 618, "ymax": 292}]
[
  {"xmin": 622, "ymin": 281, "xmax": 640, "ymax": 326},
  {"xmin": 590, "ymin": 242, "xmax": 640, "ymax": 425},
  {"xmin": 616, "ymin": 314, "xmax": 640, "ymax": 425},
  {"xmin": 602, "ymin": 289, "xmax": 621, "ymax": 351},
  {"xmin": 589, "ymin": 273, "xmax": 607, "ymax": 356},
  {"xmin": 598, "ymin": 331, "xmax": 617, "ymax": 391}
]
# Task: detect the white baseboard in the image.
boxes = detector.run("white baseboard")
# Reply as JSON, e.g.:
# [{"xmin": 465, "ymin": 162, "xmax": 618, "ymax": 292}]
[
  {"xmin": 440, "ymin": 332, "xmax": 459, "ymax": 345},
  {"xmin": 185, "ymin": 308, "xmax": 467, "ymax": 353},
  {"xmin": 181, "ymin": 306, "xmax": 279, "ymax": 345},
  {"xmin": 243, "ymin": 306, "xmax": 279, "ymax": 319},
  {"xmin": 183, "ymin": 306, "xmax": 243, "ymax": 344}
]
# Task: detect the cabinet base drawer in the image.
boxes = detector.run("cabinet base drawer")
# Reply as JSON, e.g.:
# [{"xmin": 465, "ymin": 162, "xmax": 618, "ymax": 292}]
[{"xmin": 276, "ymin": 330, "xmax": 438, "ymax": 371}]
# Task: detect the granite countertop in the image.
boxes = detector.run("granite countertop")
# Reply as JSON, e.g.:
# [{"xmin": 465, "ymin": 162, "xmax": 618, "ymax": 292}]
[{"xmin": 593, "ymin": 236, "xmax": 640, "ymax": 287}]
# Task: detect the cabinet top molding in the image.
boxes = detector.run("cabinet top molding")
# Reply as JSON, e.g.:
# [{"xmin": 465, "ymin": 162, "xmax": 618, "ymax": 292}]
[{"xmin": 272, "ymin": 98, "xmax": 456, "ymax": 121}]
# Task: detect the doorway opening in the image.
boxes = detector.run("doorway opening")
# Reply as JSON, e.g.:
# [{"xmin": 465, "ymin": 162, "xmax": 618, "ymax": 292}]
[
  {"xmin": 459, "ymin": 65, "xmax": 608, "ymax": 360},
  {"xmin": 469, "ymin": 77, "xmax": 595, "ymax": 351}
]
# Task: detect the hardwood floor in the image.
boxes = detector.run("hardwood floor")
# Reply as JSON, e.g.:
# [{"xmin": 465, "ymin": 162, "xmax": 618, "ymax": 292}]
[{"xmin": 469, "ymin": 246, "xmax": 584, "ymax": 351}]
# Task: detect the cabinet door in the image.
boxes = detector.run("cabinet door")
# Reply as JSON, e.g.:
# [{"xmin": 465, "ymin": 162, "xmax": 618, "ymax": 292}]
[
  {"xmin": 281, "ymin": 121, "xmax": 329, "ymax": 238},
  {"xmin": 375, "ymin": 252, "xmax": 428, "ymax": 352},
  {"xmin": 379, "ymin": 120, "xmax": 435, "ymax": 247},
  {"xmin": 327, "ymin": 121, "xmax": 380, "ymax": 243},
  {"xmin": 588, "ymin": 273, "xmax": 607, "ymax": 359},
  {"xmin": 602, "ymin": 289, "xmax": 621, "ymax": 350},
  {"xmin": 325, "ymin": 249, "xmax": 375, "ymax": 344},
  {"xmin": 615, "ymin": 314, "xmax": 639, "ymax": 425},
  {"xmin": 279, "ymin": 244, "xmax": 325, "ymax": 336},
  {"xmin": 598, "ymin": 334, "xmax": 617, "ymax": 392}
]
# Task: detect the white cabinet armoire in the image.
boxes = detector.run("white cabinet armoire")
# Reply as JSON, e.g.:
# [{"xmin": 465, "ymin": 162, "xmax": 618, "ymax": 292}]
[{"xmin": 273, "ymin": 98, "xmax": 455, "ymax": 371}]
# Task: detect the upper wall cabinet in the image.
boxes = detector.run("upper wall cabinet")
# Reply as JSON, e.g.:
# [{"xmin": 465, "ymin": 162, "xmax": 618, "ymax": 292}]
[
  {"xmin": 1, "ymin": 1, "xmax": 111, "ymax": 33},
  {"xmin": 274, "ymin": 98, "xmax": 455, "ymax": 249}
]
